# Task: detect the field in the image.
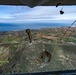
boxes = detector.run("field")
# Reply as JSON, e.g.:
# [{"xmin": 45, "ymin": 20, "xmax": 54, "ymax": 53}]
[{"xmin": 0, "ymin": 27, "xmax": 76, "ymax": 74}]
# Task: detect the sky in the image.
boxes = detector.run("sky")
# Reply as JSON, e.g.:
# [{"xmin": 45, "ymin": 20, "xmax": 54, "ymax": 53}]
[{"xmin": 0, "ymin": 5, "xmax": 76, "ymax": 23}]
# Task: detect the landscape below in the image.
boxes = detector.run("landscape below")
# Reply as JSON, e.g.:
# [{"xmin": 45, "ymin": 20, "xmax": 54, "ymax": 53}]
[{"xmin": 0, "ymin": 27, "xmax": 76, "ymax": 74}]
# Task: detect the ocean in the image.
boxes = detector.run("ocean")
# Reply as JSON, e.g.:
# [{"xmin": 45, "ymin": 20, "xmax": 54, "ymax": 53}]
[{"xmin": 0, "ymin": 22, "xmax": 70, "ymax": 32}]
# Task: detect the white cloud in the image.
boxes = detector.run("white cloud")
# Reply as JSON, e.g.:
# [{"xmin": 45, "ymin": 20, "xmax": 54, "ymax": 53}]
[{"xmin": 0, "ymin": 6, "xmax": 76, "ymax": 23}]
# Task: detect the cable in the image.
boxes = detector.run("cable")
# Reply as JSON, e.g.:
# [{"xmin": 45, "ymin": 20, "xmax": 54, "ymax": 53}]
[
  {"xmin": 19, "ymin": 0, "xmax": 32, "ymax": 6},
  {"xmin": 61, "ymin": 0, "xmax": 69, "ymax": 4},
  {"xmin": 56, "ymin": 0, "xmax": 69, "ymax": 7},
  {"xmin": 51, "ymin": 20, "xmax": 76, "ymax": 57},
  {"xmin": 19, "ymin": 0, "xmax": 26, "ymax": 5},
  {"xmin": 37, "ymin": 0, "xmax": 50, "ymax": 6}
]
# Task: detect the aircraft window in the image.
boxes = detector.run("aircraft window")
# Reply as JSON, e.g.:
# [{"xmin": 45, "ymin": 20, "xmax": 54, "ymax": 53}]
[{"xmin": 0, "ymin": 5, "xmax": 76, "ymax": 74}]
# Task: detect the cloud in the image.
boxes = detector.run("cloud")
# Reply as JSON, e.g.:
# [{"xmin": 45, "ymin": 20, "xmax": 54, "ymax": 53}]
[{"xmin": 0, "ymin": 6, "xmax": 76, "ymax": 23}]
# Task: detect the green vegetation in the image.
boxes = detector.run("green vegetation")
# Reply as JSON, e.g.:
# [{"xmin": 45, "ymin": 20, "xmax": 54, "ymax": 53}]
[{"xmin": 0, "ymin": 27, "xmax": 76, "ymax": 74}]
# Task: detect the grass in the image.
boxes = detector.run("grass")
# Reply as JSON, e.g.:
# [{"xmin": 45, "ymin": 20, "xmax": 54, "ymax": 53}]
[{"xmin": 0, "ymin": 61, "xmax": 9, "ymax": 66}]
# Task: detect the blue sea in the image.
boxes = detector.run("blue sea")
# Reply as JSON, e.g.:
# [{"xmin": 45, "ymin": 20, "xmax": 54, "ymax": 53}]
[{"xmin": 0, "ymin": 22, "xmax": 70, "ymax": 32}]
